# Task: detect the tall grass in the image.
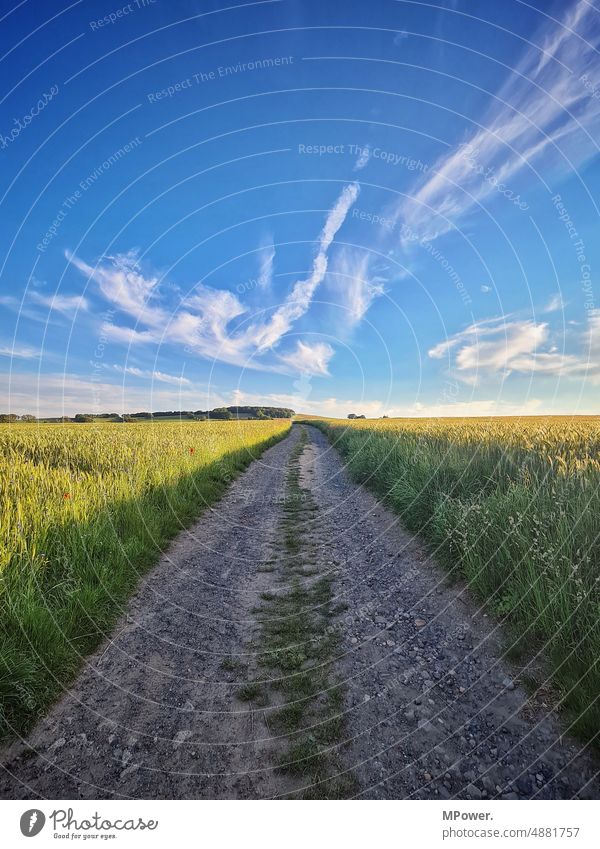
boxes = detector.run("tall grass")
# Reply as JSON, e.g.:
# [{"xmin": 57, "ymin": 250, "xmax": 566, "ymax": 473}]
[
  {"xmin": 0, "ymin": 419, "xmax": 290, "ymax": 737},
  {"xmin": 306, "ymin": 416, "xmax": 600, "ymax": 742}
]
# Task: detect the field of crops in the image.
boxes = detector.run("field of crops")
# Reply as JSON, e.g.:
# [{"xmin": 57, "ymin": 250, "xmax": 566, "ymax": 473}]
[
  {"xmin": 0, "ymin": 419, "xmax": 290, "ymax": 737},
  {"xmin": 306, "ymin": 416, "xmax": 600, "ymax": 741}
]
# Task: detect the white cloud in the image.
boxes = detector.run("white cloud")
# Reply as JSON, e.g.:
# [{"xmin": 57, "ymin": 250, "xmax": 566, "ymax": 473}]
[
  {"xmin": 1, "ymin": 292, "xmax": 89, "ymax": 324},
  {"xmin": 101, "ymin": 323, "xmax": 157, "ymax": 347},
  {"xmin": 0, "ymin": 296, "xmax": 20, "ymax": 309},
  {"xmin": 544, "ymin": 293, "xmax": 566, "ymax": 313},
  {"xmin": 110, "ymin": 364, "xmax": 191, "ymax": 385},
  {"xmin": 150, "ymin": 370, "xmax": 190, "ymax": 385},
  {"xmin": 429, "ymin": 311, "xmax": 600, "ymax": 383},
  {"xmin": 30, "ymin": 292, "xmax": 89, "ymax": 315},
  {"xmin": 327, "ymin": 247, "xmax": 385, "ymax": 326},
  {"xmin": 319, "ymin": 182, "xmax": 360, "ymax": 253},
  {"xmin": 249, "ymin": 182, "xmax": 361, "ymax": 352},
  {"xmin": 353, "ymin": 145, "xmax": 370, "ymax": 171},
  {"xmin": 456, "ymin": 320, "xmax": 548, "ymax": 372},
  {"xmin": 178, "ymin": 285, "xmax": 246, "ymax": 362},
  {"xmin": 277, "ymin": 341, "xmax": 334, "ymax": 376},
  {"xmin": 0, "ymin": 343, "xmax": 40, "ymax": 359},
  {"xmin": 388, "ymin": 0, "xmax": 600, "ymax": 242},
  {"xmin": 67, "ymin": 250, "xmax": 166, "ymax": 326},
  {"xmin": 69, "ymin": 184, "xmax": 360, "ymax": 374},
  {"xmin": 257, "ymin": 235, "xmax": 275, "ymax": 289}
]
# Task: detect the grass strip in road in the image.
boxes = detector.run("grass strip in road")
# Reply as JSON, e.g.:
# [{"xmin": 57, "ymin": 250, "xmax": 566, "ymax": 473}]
[{"xmin": 240, "ymin": 427, "xmax": 356, "ymax": 798}]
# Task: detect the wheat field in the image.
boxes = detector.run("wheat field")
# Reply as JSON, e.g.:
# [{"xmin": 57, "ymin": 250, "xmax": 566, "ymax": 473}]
[
  {"xmin": 305, "ymin": 416, "xmax": 600, "ymax": 740},
  {"xmin": 0, "ymin": 419, "xmax": 290, "ymax": 736}
]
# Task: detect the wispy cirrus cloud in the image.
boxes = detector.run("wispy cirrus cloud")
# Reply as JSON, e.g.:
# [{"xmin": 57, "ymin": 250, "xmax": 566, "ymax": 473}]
[
  {"xmin": 67, "ymin": 249, "xmax": 164, "ymax": 327},
  {"xmin": 429, "ymin": 310, "xmax": 600, "ymax": 383},
  {"xmin": 544, "ymin": 293, "xmax": 566, "ymax": 313},
  {"xmin": 29, "ymin": 292, "xmax": 89, "ymax": 315},
  {"xmin": 389, "ymin": 0, "xmax": 600, "ymax": 242},
  {"xmin": 428, "ymin": 316, "xmax": 547, "ymax": 372},
  {"xmin": 248, "ymin": 182, "xmax": 361, "ymax": 352},
  {"xmin": 256, "ymin": 235, "xmax": 275, "ymax": 289},
  {"xmin": 1, "ymin": 291, "xmax": 89, "ymax": 323},
  {"xmin": 69, "ymin": 184, "xmax": 360, "ymax": 376},
  {"xmin": 353, "ymin": 145, "xmax": 370, "ymax": 171},
  {"xmin": 277, "ymin": 340, "xmax": 334, "ymax": 376},
  {"xmin": 110, "ymin": 364, "xmax": 191, "ymax": 385},
  {"xmin": 327, "ymin": 247, "xmax": 386, "ymax": 327},
  {"xmin": 0, "ymin": 342, "xmax": 40, "ymax": 359}
]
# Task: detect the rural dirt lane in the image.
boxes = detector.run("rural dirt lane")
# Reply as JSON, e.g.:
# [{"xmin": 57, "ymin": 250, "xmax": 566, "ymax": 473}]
[{"xmin": 1, "ymin": 424, "xmax": 598, "ymax": 799}]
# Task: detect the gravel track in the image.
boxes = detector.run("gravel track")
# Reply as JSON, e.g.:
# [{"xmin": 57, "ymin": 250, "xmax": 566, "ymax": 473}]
[{"xmin": 1, "ymin": 424, "xmax": 597, "ymax": 799}]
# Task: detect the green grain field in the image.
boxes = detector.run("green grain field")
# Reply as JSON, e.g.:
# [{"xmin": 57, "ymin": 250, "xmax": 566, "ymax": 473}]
[
  {"xmin": 305, "ymin": 415, "xmax": 600, "ymax": 742},
  {"xmin": 0, "ymin": 419, "xmax": 290, "ymax": 737}
]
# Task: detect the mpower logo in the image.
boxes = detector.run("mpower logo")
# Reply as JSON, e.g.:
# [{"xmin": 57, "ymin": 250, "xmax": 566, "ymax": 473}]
[{"xmin": 20, "ymin": 809, "xmax": 46, "ymax": 837}]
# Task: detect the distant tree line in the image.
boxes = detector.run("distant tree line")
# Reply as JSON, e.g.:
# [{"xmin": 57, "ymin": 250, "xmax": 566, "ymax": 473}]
[
  {"xmin": 0, "ymin": 413, "xmax": 37, "ymax": 422},
  {"xmin": 219, "ymin": 406, "xmax": 295, "ymax": 419},
  {"xmin": 1, "ymin": 406, "xmax": 295, "ymax": 423},
  {"xmin": 126, "ymin": 406, "xmax": 294, "ymax": 421}
]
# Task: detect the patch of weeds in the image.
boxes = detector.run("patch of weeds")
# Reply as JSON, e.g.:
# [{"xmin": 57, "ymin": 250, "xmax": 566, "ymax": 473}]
[
  {"xmin": 260, "ymin": 591, "xmax": 278, "ymax": 602},
  {"xmin": 277, "ymin": 739, "xmax": 327, "ymax": 777},
  {"xmin": 315, "ymin": 713, "xmax": 344, "ymax": 745},
  {"xmin": 277, "ymin": 647, "xmax": 308, "ymax": 671},
  {"xmin": 312, "ymin": 576, "xmax": 333, "ymax": 605},
  {"xmin": 285, "ymin": 530, "xmax": 301, "ymax": 553},
  {"xmin": 284, "ymin": 671, "xmax": 317, "ymax": 700},
  {"xmin": 270, "ymin": 701, "xmax": 306, "ymax": 732},
  {"xmin": 301, "ymin": 773, "xmax": 360, "ymax": 800},
  {"xmin": 236, "ymin": 682, "xmax": 265, "ymax": 702}
]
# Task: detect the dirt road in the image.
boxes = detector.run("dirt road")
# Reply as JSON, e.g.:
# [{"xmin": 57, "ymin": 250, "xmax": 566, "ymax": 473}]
[{"xmin": 1, "ymin": 424, "xmax": 598, "ymax": 799}]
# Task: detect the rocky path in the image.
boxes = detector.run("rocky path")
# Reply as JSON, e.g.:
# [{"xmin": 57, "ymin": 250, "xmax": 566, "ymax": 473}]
[{"xmin": 1, "ymin": 424, "xmax": 598, "ymax": 799}]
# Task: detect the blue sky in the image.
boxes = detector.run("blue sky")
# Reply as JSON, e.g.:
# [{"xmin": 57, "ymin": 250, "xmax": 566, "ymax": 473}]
[{"xmin": 1, "ymin": 0, "xmax": 599, "ymax": 417}]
